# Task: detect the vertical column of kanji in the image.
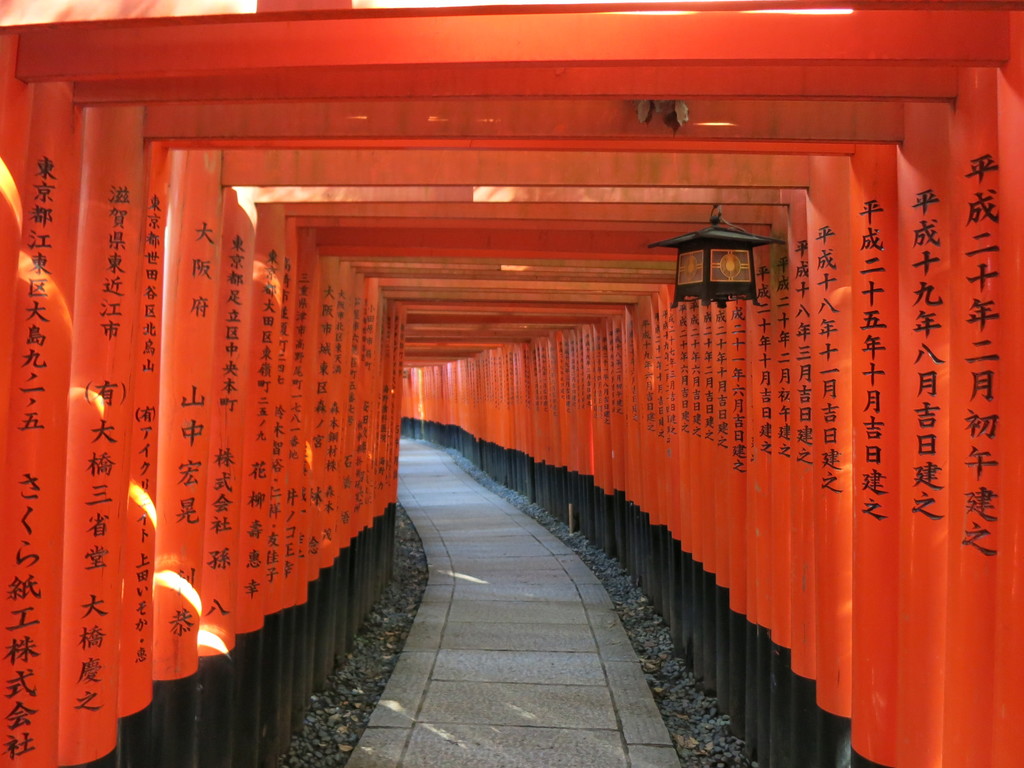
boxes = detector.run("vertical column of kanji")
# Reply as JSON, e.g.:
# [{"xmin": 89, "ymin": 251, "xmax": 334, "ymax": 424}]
[
  {"xmin": 895, "ymin": 102, "xmax": 951, "ymax": 768},
  {"xmin": 618, "ymin": 309, "xmax": 638, "ymax": 537},
  {"xmin": 326, "ymin": 261, "xmax": 353, "ymax": 659},
  {"xmin": 849, "ymin": 145, "xmax": 901, "ymax": 767},
  {"xmin": 565, "ymin": 333, "xmax": 579, "ymax": 511},
  {"xmin": 702, "ymin": 305, "xmax": 721, "ymax": 589},
  {"xmin": 508, "ymin": 347, "xmax": 518, "ymax": 460},
  {"xmin": 288, "ymin": 228, "xmax": 317, "ymax": 619},
  {"xmin": 675, "ymin": 305, "xmax": 693, "ymax": 555},
  {"xmin": 727, "ymin": 290, "xmax": 749, "ymax": 625},
  {"xmin": 387, "ymin": 306, "xmax": 405, "ymax": 501},
  {"xmin": 943, "ymin": 69, "xmax": 1002, "ymax": 768},
  {"xmin": 291, "ymin": 228, "xmax": 321, "ymax": 715},
  {"xmin": 687, "ymin": 302, "xmax": 705, "ymax": 573},
  {"xmin": 498, "ymin": 349, "xmax": 508, "ymax": 451},
  {"xmin": 260, "ymin": 230, "xmax": 291, "ymax": 624},
  {"xmin": 695, "ymin": 301, "xmax": 717, "ymax": 691},
  {"xmin": 339, "ymin": 271, "xmax": 363, "ymax": 546},
  {"xmin": 741, "ymin": 243, "xmax": 765, "ymax": 634},
  {"xmin": 510, "ymin": 347, "xmax": 522, "ymax": 466},
  {"xmin": 534, "ymin": 340, "xmax": 550, "ymax": 492},
  {"xmin": 578, "ymin": 329, "xmax": 592, "ymax": 499},
  {"xmin": 356, "ymin": 279, "xmax": 380, "ymax": 535},
  {"xmin": 1, "ymin": 82, "xmax": 78, "ymax": 768},
  {"xmin": 651, "ymin": 298, "xmax": 669, "ymax": 534},
  {"xmin": 781, "ymin": 190, "xmax": 817, "ymax": 703},
  {"xmin": 58, "ymin": 106, "xmax": 145, "ymax": 766},
  {"xmin": 605, "ymin": 327, "xmax": 620, "ymax": 512},
  {"xmin": 526, "ymin": 343, "xmax": 540, "ymax": 489},
  {"xmin": 153, "ymin": 148, "xmax": 223, "ymax": 668},
  {"xmin": 635, "ymin": 299, "xmax": 655, "ymax": 522},
  {"xmin": 992, "ymin": 20, "xmax": 1024, "ymax": 765},
  {"xmin": 652, "ymin": 297, "xmax": 675, "ymax": 610},
  {"xmin": 511, "ymin": 346, "xmax": 524, "ymax": 476},
  {"xmin": 542, "ymin": 341, "xmax": 554, "ymax": 484},
  {"xmin": 713, "ymin": 302, "xmax": 733, "ymax": 592},
  {"xmin": 747, "ymin": 248, "xmax": 773, "ymax": 636},
  {"xmin": 311, "ymin": 256, "xmax": 342, "ymax": 583},
  {"xmin": 120, "ymin": 144, "xmax": 169, "ymax": 730},
  {"xmin": 235, "ymin": 211, "xmax": 279, "ymax": 643},
  {"xmin": 557, "ymin": 333, "xmax": 571, "ymax": 500},
  {"xmin": 663, "ymin": 299, "xmax": 680, "ymax": 541},
  {"xmin": 593, "ymin": 325, "xmax": 611, "ymax": 502},
  {"xmin": 569, "ymin": 333, "xmax": 583, "ymax": 487},
  {"xmin": 372, "ymin": 298, "xmax": 392, "ymax": 506},
  {"xmin": 374, "ymin": 291, "xmax": 394, "ymax": 521},
  {"xmin": 484, "ymin": 350, "xmax": 495, "ymax": 449},
  {"xmin": 334, "ymin": 264, "xmax": 356, "ymax": 552},
  {"xmin": 806, "ymin": 156, "xmax": 854, "ymax": 724},
  {"xmin": 198, "ymin": 188, "xmax": 256, "ymax": 663},
  {"xmin": 551, "ymin": 336, "xmax": 563, "ymax": 487},
  {"xmin": 274, "ymin": 226, "xmax": 303, "ymax": 618}
]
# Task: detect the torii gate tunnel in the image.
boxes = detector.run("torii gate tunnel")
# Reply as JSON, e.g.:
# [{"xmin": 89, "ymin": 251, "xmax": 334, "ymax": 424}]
[{"xmin": 1, "ymin": 2, "xmax": 1023, "ymax": 767}]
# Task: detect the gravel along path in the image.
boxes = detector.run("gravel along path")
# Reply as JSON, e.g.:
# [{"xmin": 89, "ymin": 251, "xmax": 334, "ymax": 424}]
[
  {"xmin": 282, "ymin": 445, "xmax": 751, "ymax": 768},
  {"xmin": 279, "ymin": 505, "xmax": 428, "ymax": 767}
]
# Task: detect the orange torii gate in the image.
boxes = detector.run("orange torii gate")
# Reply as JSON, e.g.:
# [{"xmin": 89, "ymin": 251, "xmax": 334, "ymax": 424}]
[{"xmin": 1, "ymin": 4, "xmax": 1024, "ymax": 768}]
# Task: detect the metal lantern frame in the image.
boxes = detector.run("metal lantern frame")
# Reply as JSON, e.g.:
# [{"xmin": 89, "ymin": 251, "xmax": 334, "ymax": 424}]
[{"xmin": 649, "ymin": 219, "xmax": 783, "ymax": 308}]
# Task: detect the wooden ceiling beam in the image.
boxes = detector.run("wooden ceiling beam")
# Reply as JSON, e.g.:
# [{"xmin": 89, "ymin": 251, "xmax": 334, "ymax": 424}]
[
  {"xmin": 17, "ymin": 12, "xmax": 1007, "ymax": 81},
  {"xmin": 73, "ymin": 63, "xmax": 960, "ymax": 105},
  {"xmin": 222, "ymin": 148, "xmax": 810, "ymax": 188},
  {"xmin": 144, "ymin": 98, "xmax": 904, "ymax": 144}
]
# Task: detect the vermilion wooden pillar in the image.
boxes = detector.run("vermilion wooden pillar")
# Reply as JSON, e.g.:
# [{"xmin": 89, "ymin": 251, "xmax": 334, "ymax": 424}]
[
  {"xmin": 895, "ymin": 101, "xmax": 952, "ymax": 768},
  {"xmin": 151, "ymin": 149, "xmax": 223, "ymax": 768},
  {"xmin": 943, "ymin": 66, "xmax": 1002, "ymax": 768},
  {"xmin": 0, "ymin": 35, "xmax": 30, "ymax": 488},
  {"xmin": 118, "ymin": 143, "xmax": 170, "ymax": 756},
  {"xmin": 1, "ymin": 80, "xmax": 79, "ymax": 768},
  {"xmin": 746, "ymin": 243, "xmax": 772, "ymax": 638},
  {"xmin": 198, "ymin": 186, "xmax": 255, "ymax": 663},
  {"xmin": 725, "ymin": 291, "xmax": 748, "ymax": 621},
  {"xmin": 806, "ymin": 156, "xmax": 854, "ymax": 729},
  {"xmin": 849, "ymin": 144, "xmax": 901, "ymax": 768},
  {"xmin": 782, "ymin": 189, "xmax": 818, "ymax": 748},
  {"xmin": 59, "ymin": 105, "xmax": 145, "ymax": 767},
  {"xmin": 992, "ymin": 15, "xmax": 1024, "ymax": 766},
  {"xmin": 766, "ymin": 212, "xmax": 793, "ymax": 654}
]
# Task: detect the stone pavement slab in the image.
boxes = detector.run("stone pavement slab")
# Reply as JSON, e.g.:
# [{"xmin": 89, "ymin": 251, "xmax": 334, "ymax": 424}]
[{"xmin": 348, "ymin": 439, "xmax": 677, "ymax": 767}]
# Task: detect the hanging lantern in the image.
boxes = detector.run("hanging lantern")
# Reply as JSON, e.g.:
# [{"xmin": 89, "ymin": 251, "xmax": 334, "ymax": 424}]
[{"xmin": 649, "ymin": 207, "xmax": 783, "ymax": 308}]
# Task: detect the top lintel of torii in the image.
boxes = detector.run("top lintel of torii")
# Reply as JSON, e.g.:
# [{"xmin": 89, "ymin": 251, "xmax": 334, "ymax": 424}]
[{"xmin": 3, "ymin": 3, "xmax": 1012, "ymax": 87}]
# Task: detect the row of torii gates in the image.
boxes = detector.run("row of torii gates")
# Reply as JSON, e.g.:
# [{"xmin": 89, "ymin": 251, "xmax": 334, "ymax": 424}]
[{"xmin": 1, "ymin": 3, "xmax": 1023, "ymax": 768}]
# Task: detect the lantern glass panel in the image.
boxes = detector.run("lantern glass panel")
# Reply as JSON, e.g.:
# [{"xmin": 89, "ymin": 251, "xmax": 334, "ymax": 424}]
[
  {"xmin": 676, "ymin": 248, "xmax": 704, "ymax": 285},
  {"xmin": 710, "ymin": 248, "xmax": 752, "ymax": 283}
]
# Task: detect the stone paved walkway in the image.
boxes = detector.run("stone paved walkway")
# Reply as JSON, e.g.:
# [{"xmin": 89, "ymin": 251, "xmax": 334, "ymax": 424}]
[{"xmin": 348, "ymin": 439, "xmax": 679, "ymax": 768}]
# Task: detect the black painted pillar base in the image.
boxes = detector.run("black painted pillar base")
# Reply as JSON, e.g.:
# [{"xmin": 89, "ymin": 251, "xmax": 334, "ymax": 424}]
[
  {"xmin": 63, "ymin": 750, "xmax": 118, "ymax": 768},
  {"xmin": 233, "ymin": 629, "xmax": 263, "ymax": 768},
  {"xmin": 769, "ymin": 643, "xmax": 793, "ymax": 768},
  {"xmin": 257, "ymin": 611, "xmax": 284, "ymax": 768},
  {"xmin": 197, "ymin": 651, "xmax": 235, "ymax": 768},
  {"xmin": 117, "ymin": 704, "xmax": 153, "ymax": 768},
  {"xmin": 150, "ymin": 674, "xmax": 199, "ymax": 768}
]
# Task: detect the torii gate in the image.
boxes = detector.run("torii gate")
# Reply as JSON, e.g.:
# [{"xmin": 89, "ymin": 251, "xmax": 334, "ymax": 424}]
[{"xmin": 0, "ymin": 3, "xmax": 1023, "ymax": 768}]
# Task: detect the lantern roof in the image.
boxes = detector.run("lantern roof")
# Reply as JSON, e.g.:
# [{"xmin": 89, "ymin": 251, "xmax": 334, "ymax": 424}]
[{"xmin": 648, "ymin": 224, "xmax": 784, "ymax": 250}]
